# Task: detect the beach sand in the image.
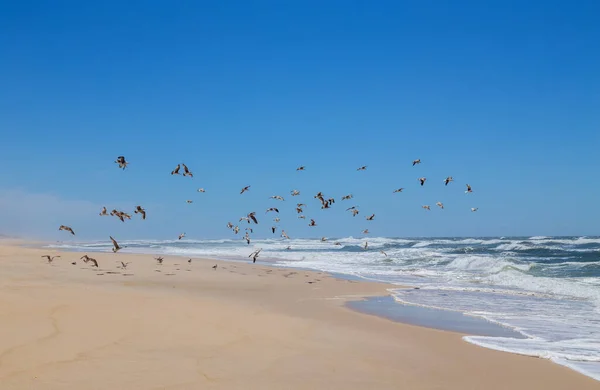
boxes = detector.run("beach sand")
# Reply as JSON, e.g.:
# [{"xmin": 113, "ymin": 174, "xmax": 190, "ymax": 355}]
[{"xmin": 1, "ymin": 242, "xmax": 598, "ymax": 389}]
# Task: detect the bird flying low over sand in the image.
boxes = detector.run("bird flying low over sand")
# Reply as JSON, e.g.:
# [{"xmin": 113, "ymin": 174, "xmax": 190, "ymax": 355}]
[
  {"xmin": 120, "ymin": 261, "xmax": 130, "ymax": 269},
  {"xmin": 444, "ymin": 177, "xmax": 454, "ymax": 186},
  {"xmin": 341, "ymin": 194, "xmax": 353, "ymax": 200},
  {"xmin": 134, "ymin": 205, "xmax": 146, "ymax": 219},
  {"xmin": 110, "ymin": 236, "xmax": 121, "ymax": 252},
  {"xmin": 240, "ymin": 186, "xmax": 251, "ymax": 194},
  {"xmin": 212, "ymin": 264, "xmax": 218, "ymax": 270},
  {"xmin": 366, "ymin": 214, "xmax": 375, "ymax": 221},
  {"xmin": 182, "ymin": 163, "xmax": 193, "ymax": 177},
  {"xmin": 42, "ymin": 255, "xmax": 60, "ymax": 263},
  {"xmin": 290, "ymin": 190, "xmax": 300, "ymax": 196},
  {"xmin": 412, "ymin": 159, "xmax": 421, "ymax": 166},
  {"xmin": 357, "ymin": 166, "xmax": 367, "ymax": 171},
  {"xmin": 88, "ymin": 258, "xmax": 99, "ymax": 267},
  {"xmin": 115, "ymin": 156, "xmax": 129, "ymax": 170},
  {"xmin": 296, "ymin": 166, "xmax": 305, "ymax": 171},
  {"xmin": 249, "ymin": 248, "xmax": 262, "ymax": 263},
  {"xmin": 171, "ymin": 164, "xmax": 181, "ymax": 175},
  {"xmin": 178, "ymin": 233, "xmax": 186, "ymax": 240},
  {"xmin": 436, "ymin": 202, "xmax": 444, "ymax": 209},
  {"xmin": 422, "ymin": 205, "xmax": 431, "ymax": 211},
  {"xmin": 99, "ymin": 207, "xmax": 108, "ymax": 216},
  {"xmin": 309, "ymin": 219, "xmax": 317, "ymax": 226},
  {"xmin": 59, "ymin": 225, "xmax": 75, "ymax": 235},
  {"xmin": 466, "ymin": 184, "xmax": 473, "ymax": 193},
  {"xmin": 80, "ymin": 255, "xmax": 93, "ymax": 263},
  {"xmin": 471, "ymin": 207, "xmax": 479, "ymax": 212},
  {"xmin": 393, "ymin": 188, "xmax": 404, "ymax": 193},
  {"xmin": 419, "ymin": 177, "xmax": 427, "ymax": 186},
  {"xmin": 155, "ymin": 257, "xmax": 164, "ymax": 264},
  {"xmin": 270, "ymin": 195, "xmax": 285, "ymax": 201},
  {"xmin": 266, "ymin": 208, "xmax": 279, "ymax": 213}
]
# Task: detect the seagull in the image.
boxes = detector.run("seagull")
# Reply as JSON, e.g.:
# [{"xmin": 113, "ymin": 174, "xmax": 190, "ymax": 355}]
[
  {"xmin": 297, "ymin": 203, "xmax": 307, "ymax": 208},
  {"xmin": 244, "ymin": 233, "xmax": 250, "ymax": 245},
  {"xmin": 197, "ymin": 188, "xmax": 206, "ymax": 193},
  {"xmin": 290, "ymin": 190, "xmax": 300, "ymax": 196},
  {"xmin": 412, "ymin": 159, "xmax": 421, "ymax": 166},
  {"xmin": 134, "ymin": 205, "xmax": 146, "ymax": 220},
  {"xmin": 80, "ymin": 255, "xmax": 93, "ymax": 263},
  {"xmin": 296, "ymin": 166, "xmax": 306, "ymax": 171},
  {"xmin": 42, "ymin": 255, "xmax": 60, "ymax": 263},
  {"xmin": 88, "ymin": 258, "xmax": 99, "ymax": 267},
  {"xmin": 309, "ymin": 219, "xmax": 317, "ymax": 227},
  {"xmin": 296, "ymin": 207, "xmax": 303, "ymax": 214},
  {"xmin": 245, "ymin": 227, "xmax": 253, "ymax": 233},
  {"xmin": 186, "ymin": 200, "xmax": 193, "ymax": 204},
  {"xmin": 247, "ymin": 212, "xmax": 258, "ymax": 224},
  {"xmin": 182, "ymin": 163, "xmax": 193, "ymax": 177},
  {"xmin": 240, "ymin": 186, "xmax": 251, "ymax": 194},
  {"xmin": 444, "ymin": 176, "xmax": 454, "ymax": 186},
  {"xmin": 239, "ymin": 217, "xmax": 250, "ymax": 223},
  {"xmin": 110, "ymin": 236, "xmax": 122, "ymax": 252},
  {"xmin": 233, "ymin": 226, "xmax": 240, "ymax": 234},
  {"xmin": 59, "ymin": 225, "xmax": 75, "ymax": 235},
  {"xmin": 155, "ymin": 256, "xmax": 164, "ymax": 264},
  {"xmin": 362, "ymin": 229, "xmax": 369, "ymax": 234},
  {"xmin": 393, "ymin": 188, "xmax": 404, "ymax": 193},
  {"xmin": 418, "ymin": 177, "xmax": 427, "ymax": 186},
  {"xmin": 249, "ymin": 248, "xmax": 262, "ymax": 263},
  {"xmin": 271, "ymin": 226, "xmax": 276, "ymax": 234},
  {"xmin": 120, "ymin": 261, "xmax": 130, "ymax": 269},
  {"xmin": 270, "ymin": 195, "xmax": 285, "ymax": 201},
  {"xmin": 281, "ymin": 230, "xmax": 290, "ymax": 239},
  {"xmin": 298, "ymin": 215, "xmax": 306, "ymax": 219},
  {"xmin": 471, "ymin": 207, "xmax": 479, "ymax": 212},
  {"xmin": 380, "ymin": 250, "xmax": 387, "ymax": 257},
  {"xmin": 178, "ymin": 233, "xmax": 186, "ymax": 240},
  {"xmin": 227, "ymin": 222, "xmax": 234, "ymax": 229},
  {"xmin": 366, "ymin": 214, "xmax": 375, "ymax": 221},
  {"xmin": 212, "ymin": 264, "xmax": 218, "ymax": 270},
  {"xmin": 466, "ymin": 184, "xmax": 473, "ymax": 193},
  {"xmin": 99, "ymin": 207, "xmax": 109, "ymax": 216},
  {"xmin": 341, "ymin": 194, "xmax": 353, "ymax": 200},
  {"xmin": 115, "ymin": 156, "xmax": 129, "ymax": 170},
  {"xmin": 171, "ymin": 164, "xmax": 181, "ymax": 175},
  {"xmin": 351, "ymin": 209, "xmax": 359, "ymax": 217},
  {"xmin": 436, "ymin": 202, "xmax": 444, "ymax": 209},
  {"xmin": 422, "ymin": 205, "xmax": 431, "ymax": 211},
  {"xmin": 357, "ymin": 166, "xmax": 367, "ymax": 171},
  {"xmin": 273, "ymin": 217, "xmax": 280, "ymax": 223}
]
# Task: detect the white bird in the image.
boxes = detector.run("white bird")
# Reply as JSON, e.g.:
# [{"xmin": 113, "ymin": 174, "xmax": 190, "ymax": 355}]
[
  {"xmin": 197, "ymin": 188, "xmax": 206, "ymax": 193},
  {"xmin": 436, "ymin": 202, "xmax": 444, "ymax": 209},
  {"xmin": 471, "ymin": 207, "xmax": 479, "ymax": 212}
]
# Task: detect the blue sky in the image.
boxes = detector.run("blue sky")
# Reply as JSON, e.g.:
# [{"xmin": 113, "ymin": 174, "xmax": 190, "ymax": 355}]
[{"xmin": 1, "ymin": 0, "xmax": 599, "ymax": 240}]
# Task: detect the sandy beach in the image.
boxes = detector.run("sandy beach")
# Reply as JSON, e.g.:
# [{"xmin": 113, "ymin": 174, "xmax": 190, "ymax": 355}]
[{"xmin": 0, "ymin": 242, "xmax": 598, "ymax": 390}]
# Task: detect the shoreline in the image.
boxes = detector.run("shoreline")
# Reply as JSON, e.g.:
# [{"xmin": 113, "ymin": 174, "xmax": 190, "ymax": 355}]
[{"xmin": 1, "ymin": 241, "xmax": 599, "ymax": 388}]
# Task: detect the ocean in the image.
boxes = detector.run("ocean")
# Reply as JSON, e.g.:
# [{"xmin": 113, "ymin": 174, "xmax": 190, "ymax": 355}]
[{"xmin": 46, "ymin": 235, "xmax": 600, "ymax": 380}]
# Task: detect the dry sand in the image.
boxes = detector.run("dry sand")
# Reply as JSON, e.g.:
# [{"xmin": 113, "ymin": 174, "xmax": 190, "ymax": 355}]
[{"xmin": 0, "ymin": 242, "xmax": 598, "ymax": 389}]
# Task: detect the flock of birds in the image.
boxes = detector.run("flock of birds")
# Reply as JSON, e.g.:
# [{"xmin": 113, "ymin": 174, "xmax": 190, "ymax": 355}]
[{"xmin": 50, "ymin": 156, "xmax": 479, "ymax": 267}]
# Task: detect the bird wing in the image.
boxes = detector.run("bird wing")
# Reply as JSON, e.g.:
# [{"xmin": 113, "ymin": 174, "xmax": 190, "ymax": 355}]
[{"xmin": 110, "ymin": 236, "xmax": 119, "ymax": 248}]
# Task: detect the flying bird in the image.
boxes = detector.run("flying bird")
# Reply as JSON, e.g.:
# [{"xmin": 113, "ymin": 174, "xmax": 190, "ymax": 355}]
[
  {"xmin": 393, "ymin": 188, "xmax": 404, "ymax": 193},
  {"xmin": 321, "ymin": 237, "xmax": 327, "ymax": 242},
  {"xmin": 110, "ymin": 236, "xmax": 122, "ymax": 252},
  {"xmin": 240, "ymin": 186, "xmax": 251, "ymax": 194},
  {"xmin": 186, "ymin": 200, "xmax": 193, "ymax": 204},
  {"xmin": 120, "ymin": 261, "xmax": 130, "ymax": 269},
  {"xmin": 466, "ymin": 184, "xmax": 473, "ymax": 193},
  {"xmin": 88, "ymin": 258, "xmax": 99, "ymax": 267},
  {"xmin": 436, "ymin": 202, "xmax": 444, "ymax": 209},
  {"xmin": 212, "ymin": 264, "xmax": 218, "ymax": 270},
  {"xmin": 155, "ymin": 257, "xmax": 164, "ymax": 264},
  {"xmin": 227, "ymin": 222, "xmax": 234, "ymax": 229},
  {"xmin": 380, "ymin": 250, "xmax": 387, "ymax": 257},
  {"xmin": 197, "ymin": 188, "xmax": 206, "ymax": 193},
  {"xmin": 412, "ymin": 159, "xmax": 421, "ymax": 166},
  {"xmin": 366, "ymin": 214, "xmax": 375, "ymax": 221},
  {"xmin": 270, "ymin": 195, "xmax": 285, "ymax": 201},
  {"xmin": 178, "ymin": 233, "xmax": 186, "ymax": 240},
  {"xmin": 42, "ymin": 255, "xmax": 60, "ymax": 263},
  {"xmin": 341, "ymin": 194, "xmax": 353, "ymax": 200},
  {"xmin": 115, "ymin": 156, "xmax": 129, "ymax": 170},
  {"xmin": 471, "ymin": 207, "xmax": 479, "ymax": 212},
  {"xmin": 59, "ymin": 225, "xmax": 75, "ymax": 235},
  {"xmin": 281, "ymin": 230, "xmax": 290, "ymax": 239},
  {"xmin": 249, "ymin": 248, "xmax": 262, "ymax": 263},
  {"xmin": 357, "ymin": 166, "xmax": 367, "ymax": 171},
  {"xmin": 80, "ymin": 255, "xmax": 93, "ymax": 263},
  {"xmin": 296, "ymin": 166, "xmax": 305, "ymax": 171},
  {"xmin": 298, "ymin": 215, "xmax": 306, "ymax": 219},
  {"xmin": 364, "ymin": 242, "xmax": 368, "ymax": 250},
  {"xmin": 182, "ymin": 163, "xmax": 193, "ymax": 177},
  {"xmin": 171, "ymin": 164, "xmax": 181, "ymax": 175},
  {"xmin": 444, "ymin": 177, "xmax": 454, "ymax": 186},
  {"xmin": 134, "ymin": 205, "xmax": 146, "ymax": 220},
  {"xmin": 362, "ymin": 229, "xmax": 369, "ymax": 234},
  {"xmin": 418, "ymin": 177, "xmax": 427, "ymax": 186},
  {"xmin": 290, "ymin": 190, "xmax": 300, "ymax": 196},
  {"xmin": 309, "ymin": 219, "xmax": 317, "ymax": 227},
  {"xmin": 273, "ymin": 217, "xmax": 280, "ymax": 223},
  {"xmin": 271, "ymin": 226, "xmax": 276, "ymax": 234},
  {"xmin": 99, "ymin": 207, "xmax": 108, "ymax": 216},
  {"xmin": 247, "ymin": 212, "xmax": 258, "ymax": 224},
  {"xmin": 422, "ymin": 205, "xmax": 431, "ymax": 211},
  {"xmin": 351, "ymin": 209, "xmax": 359, "ymax": 217}
]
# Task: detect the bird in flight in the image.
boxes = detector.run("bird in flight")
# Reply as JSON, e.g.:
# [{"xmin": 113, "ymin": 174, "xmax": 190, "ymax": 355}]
[
  {"xmin": 471, "ymin": 207, "xmax": 479, "ymax": 212},
  {"xmin": 249, "ymin": 248, "xmax": 262, "ymax": 263},
  {"xmin": 197, "ymin": 188, "xmax": 206, "ymax": 193},
  {"xmin": 171, "ymin": 164, "xmax": 181, "ymax": 175},
  {"xmin": 380, "ymin": 250, "xmax": 387, "ymax": 257},
  {"xmin": 351, "ymin": 209, "xmax": 359, "ymax": 217},
  {"xmin": 296, "ymin": 166, "xmax": 305, "ymax": 171},
  {"xmin": 270, "ymin": 195, "xmax": 285, "ymax": 201},
  {"xmin": 59, "ymin": 225, "xmax": 75, "ymax": 235},
  {"xmin": 115, "ymin": 156, "xmax": 129, "ymax": 170},
  {"xmin": 110, "ymin": 236, "xmax": 122, "ymax": 252},
  {"xmin": 412, "ymin": 159, "xmax": 421, "ymax": 166},
  {"xmin": 271, "ymin": 226, "xmax": 276, "ymax": 234},
  {"xmin": 88, "ymin": 258, "xmax": 99, "ymax": 267},
  {"xmin": 362, "ymin": 229, "xmax": 369, "ymax": 234},
  {"xmin": 281, "ymin": 230, "xmax": 290, "ymax": 239},
  {"xmin": 99, "ymin": 207, "xmax": 108, "ymax": 216},
  {"xmin": 240, "ymin": 186, "xmax": 251, "ymax": 194},
  {"xmin": 444, "ymin": 177, "xmax": 454, "ymax": 186},
  {"xmin": 366, "ymin": 214, "xmax": 375, "ymax": 221},
  {"xmin": 418, "ymin": 177, "xmax": 427, "ymax": 186},
  {"xmin": 290, "ymin": 190, "xmax": 300, "ymax": 196},
  {"xmin": 182, "ymin": 163, "xmax": 193, "ymax": 177},
  {"xmin": 341, "ymin": 194, "xmax": 353, "ymax": 200},
  {"xmin": 363, "ymin": 241, "xmax": 368, "ymax": 250},
  {"xmin": 465, "ymin": 184, "xmax": 473, "ymax": 193},
  {"xmin": 42, "ymin": 255, "xmax": 60, "ymax": 263},
  {"xmin": 273, "ymin": 217, "xmax": 280, "ymax": 223},
  {"xmin": 436, "ymin": 202, "xmax": 444, "ymax": 209},
  {"xmin": 298, "ymin": 215, "xmax": 306, "ymax": 219},
  {"xmin": 246, "ymin": 212, "xmax": 258, "ymax": 224},
  {"xmin": 178, "ymin": 233, "xmax": 186, "ymax": 240},
  {"xmin": 357, "ymin": 166, "xmax": 367, "ymax": 171},
  {"xmin": 309, "ymin": 219, "xmax": 317, "ymax": 227},
  {"xmin": 186, "ymin": 200, "xmax": 193, "ymax": 204},
  {"xmin": 422, "ymin": 205, "xmax": 431, "ymax": 211},
  {"xmin": 155, "ymin": 257, "xmax": 164, "ymax": 264},
  {"xmin": 80, "ymin": 255, "xmax": 93, "ymax": 263},
  {"xmin": 134, "ymin": 205, "xmax": 146, "ymax": 220},
  {"xmin": 266, "ymin": 208, "xmax": 279, "ymax": 213},
  {"xmin": 120, "ymin": 261, "xmax": 130, "ymax": 269},
  {"xmin": 321, "ymin": 237, "xmax": 327, "ymax": 242},
  {"xmin": 393, "ymin": 188, "xmax": 404, "ymax": 193}
]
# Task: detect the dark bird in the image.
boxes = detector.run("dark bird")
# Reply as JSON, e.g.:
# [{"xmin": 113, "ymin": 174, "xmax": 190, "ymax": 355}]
[
  {"xmin": 444, "ymin": 176, "xmax": 454, "ymax": 186},
  {"xmin": 412, "ymin": 159, "xmax": 421, "ymax": 166},
  {"xmin": 110, "ymin": 236, "xmax": 122, "ymax": 252},
  {"xmin": 134, "ymin": 205, "xmax": 146, "ymax": 220},
  {"xmin": 290, "ymin": 189, "xmax": 300, "ymax": 196},
  {"xmin": 357, "ymin": 166, "xmax": 367, "ymax": 171},
  {"xmin": 266, "ymin": 208, "xmax": 279, "ymax": 213},
  {"xmin": 418, "ymin": 177, "xmax": 427, "ymax": 186},
  {"xmin": 171, "ymin": 164, "xmax": 181, "ymax": 175},
  {"xmin": 393, "ymin": 188, "xmax": 404, "ymax": 193},
  {"xmin": 465, "ymin": 184, "xmax": 473, "ymax": 193},
  {"xmin": 212, "ymin": 264, "xmax": 218, "ymax": 270},
  {"xmin": 88, "ymin": 258, "xmax": 98, "ymax": 267},
  {"xmin": 240, "ymin": 186, "xmax": 251, "ymax": 194},
  {"xmin": 296, "ymin": 166, "xmax": 305, "ymax": 171},
  {"xmin": 155, "ymin": 256, "xmax": 164, "ymax": 264},
  {"xmin": 341, "ymin": 194, "xmax": 353, "ymax": 200},
  {"xmin": 309, "ymin": 219, "xmax": 317, "ymax": 227},
  {"xmin": 366, "ymin": 214, "xmax": 375, "ymax": 221},
  {"xmin": 249, "ymin": 248, "xmax": 262, "ymax": 263},
  {"xmin": 99, "ymin": 207, "xmax": 109, "ymax": 216},
  {"xmin": 248, "ymin": 212, "xmax": 258, "ymax": 224},
  {"xmin": 115, "ymin": 156, "xmax": 129, "ymax": 170},
  {"xmin": 42, "ymin": 255, "xmax": 60, "ymax": 263},
  {"xmin": 59, "ymin": 225, "xmax": 75, "ymax": 235},
  {"xmin": 188, "ymin": 258, "xmax": 192, "ymax": 263},
  {"xmin": 182, "ymin": 163, "xmax": 193, "ymax": 177},
  {"xmin": 80, "ymin": 254, "xmax": 93, "ymax": 263},
  {"xmin": 120, "ymin": 261, "xmax": 130, "ymax": 269},
  {"xmin": 271, "ymin": 226, "xmax": 276, "ymax": 234},
  {"xmin": 178, "ymin": 232, "xmax": 186, "ymax": 240}
]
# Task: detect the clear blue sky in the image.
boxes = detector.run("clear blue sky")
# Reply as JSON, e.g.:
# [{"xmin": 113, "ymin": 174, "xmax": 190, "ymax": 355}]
[{"xmin": 1, "ymin": 0, "xmax": 599, "ymax": 240}]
